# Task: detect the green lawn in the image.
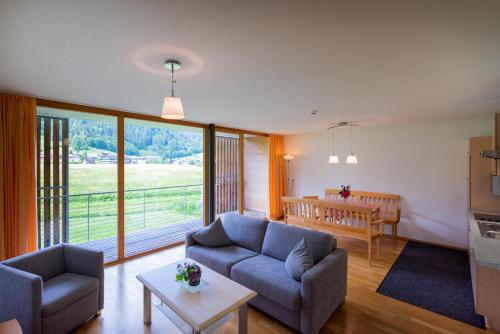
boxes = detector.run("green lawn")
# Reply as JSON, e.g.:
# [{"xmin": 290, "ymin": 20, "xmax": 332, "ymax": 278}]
[
  {"xmin": 41, "ymin": 164, "xmax": 203, "ymax": 245},
  {"xmin": 69, "ymin": 163, "xmax": 203, "ymax": 194}
]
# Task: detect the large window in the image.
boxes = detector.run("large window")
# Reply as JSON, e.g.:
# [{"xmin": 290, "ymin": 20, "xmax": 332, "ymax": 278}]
[
  {"xmin": 36, "ymin": 101, "xmax": 269, "ymax": 263},
  {"xmin": 37, "ymin": 107, "xmax": 118, "ymax": 262},
  {"xmin": 36, "ymin": 106, "xmax": 205, "ymax": 263},
  {"xmin": 124, "ymin": 119, "xmax": 204, "ymax": 257}
]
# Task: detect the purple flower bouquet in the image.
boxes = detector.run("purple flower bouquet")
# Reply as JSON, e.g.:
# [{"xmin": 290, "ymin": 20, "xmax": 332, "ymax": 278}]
[{"xmin": 176, "ymin": 262, "xmax": 202, "ymax": 287}]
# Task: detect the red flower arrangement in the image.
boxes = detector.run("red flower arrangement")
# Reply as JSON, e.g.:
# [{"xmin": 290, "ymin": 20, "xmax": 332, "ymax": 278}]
[{"xmin": 338, "ymin": 185, "xmax": 351, "ymax": 199}]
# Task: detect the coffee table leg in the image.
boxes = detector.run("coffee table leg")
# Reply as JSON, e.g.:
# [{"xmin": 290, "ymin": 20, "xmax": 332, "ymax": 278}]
[
  {"xmin": 238, "ymin": 303, "xmax": 248, "ymax": 334},
  {"xmin": 143, "ymin": 286, "xmax": 151, "ymax": 325}
]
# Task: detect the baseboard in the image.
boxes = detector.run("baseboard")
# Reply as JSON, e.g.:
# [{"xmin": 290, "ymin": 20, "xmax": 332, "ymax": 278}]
[{"xmin": 394, "ymin": 235, "xmax": 467, "ymax": 251}]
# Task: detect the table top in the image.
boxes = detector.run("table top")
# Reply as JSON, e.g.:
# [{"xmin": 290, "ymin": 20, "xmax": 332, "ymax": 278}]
[
  {"xmin": 0, "ymin": 319, "xmax": 22, "ymax": 334},
  {"xmin": 136, "ymin": 258, "xmax": 257, "ymax": 332}
]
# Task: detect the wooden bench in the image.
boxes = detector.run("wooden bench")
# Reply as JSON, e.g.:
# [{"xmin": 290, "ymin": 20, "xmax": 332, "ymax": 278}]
[
  {"xmin": 302, "ymin": 195, "xmax": 319, "ymax": 199},
  {"xmin": 325, "ymin": 189, "xmax": 401, "ymax": 240},
  {"xmin": 282, "ymin": 197, "xmax": 385, "ymax": 265}
]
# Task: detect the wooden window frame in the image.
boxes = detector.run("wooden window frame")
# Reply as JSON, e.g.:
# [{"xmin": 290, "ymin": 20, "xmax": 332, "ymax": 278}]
[{"xmin": 36, "ymin": 98, "xmax": 269, "ymax": 265}]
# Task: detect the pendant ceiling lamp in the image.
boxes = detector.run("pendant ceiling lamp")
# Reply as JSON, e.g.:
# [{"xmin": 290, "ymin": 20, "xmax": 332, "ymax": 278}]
[
  {"xmin": 161, "ymin": 59, "xmax": 184, "ymax": 120},
  {"xmin": 327, "ymin": 122, "xmax": 359, "ymax": 164},
  {"xmin": 346, "ymin": 124, "xmax": 358, "ymax": 164},
  {"xmin": 328, "ymin": 127, "xmax": 339, "ymax": 164}
]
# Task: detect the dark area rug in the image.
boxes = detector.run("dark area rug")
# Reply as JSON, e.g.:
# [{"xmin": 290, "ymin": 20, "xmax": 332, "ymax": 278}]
[{"xmin": 377, "ymin": 240, "xmax": 485, "ymax": 328}]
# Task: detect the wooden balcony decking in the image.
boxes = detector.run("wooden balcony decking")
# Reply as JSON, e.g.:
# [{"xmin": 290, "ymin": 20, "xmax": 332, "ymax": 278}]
[{"xmin": 78, "ymin": 219, "xmax": 203, "ymax": 262}]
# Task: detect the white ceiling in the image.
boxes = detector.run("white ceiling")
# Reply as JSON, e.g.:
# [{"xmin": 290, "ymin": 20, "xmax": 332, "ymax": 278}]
[{"xmin": 1, "ymin": 0, "xmax": 500, "ymax": 134}]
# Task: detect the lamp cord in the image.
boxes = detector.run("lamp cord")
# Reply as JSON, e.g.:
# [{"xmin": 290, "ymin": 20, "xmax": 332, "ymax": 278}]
[
  {"xmin": 350, "ymin": 125, "xmax": 353, "ymax": 155},
  {"xmin": 171, "ymin": 63, "xmax": 175, "ymax": 97},
  {"xmin": 332, "ymin": 127, "xmax": 335, "ymax": 155}
]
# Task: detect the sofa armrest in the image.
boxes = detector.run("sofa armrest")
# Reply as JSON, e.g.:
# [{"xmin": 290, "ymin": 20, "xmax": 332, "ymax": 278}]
[
  {"xmin": 185, "ymin": 228, "xmax": 202, "ymax": 256},
  {"xmin": 63, "ymin": 244, "xmax": 104, "ymax": 310},
  {"xmin": 0, "ymin": 264, "xmax": 42, "ymax": 334},
  {"xmin": 300, "ymin": 248, "xmax": 348, "ymax": 334}
]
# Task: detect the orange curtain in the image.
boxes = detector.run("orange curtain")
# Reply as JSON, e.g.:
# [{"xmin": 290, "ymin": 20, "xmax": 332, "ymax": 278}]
[
  {"xmin": 268, "ymin": 135, "xmax": 286, "ymax": 220},
  {"xmin": 0, "ymin": 93, "xmax": 37, "ymax": 260}
]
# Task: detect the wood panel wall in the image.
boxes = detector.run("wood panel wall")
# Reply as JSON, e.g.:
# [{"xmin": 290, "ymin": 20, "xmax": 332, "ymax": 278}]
[{"xmin": 215, "ymin": 136, "xmax": 240, "ymax": 214}]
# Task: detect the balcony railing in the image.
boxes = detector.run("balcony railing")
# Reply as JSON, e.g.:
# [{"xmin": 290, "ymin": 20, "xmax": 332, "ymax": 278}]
[{"xmin": 38, "ymin": 184, "xmax": 204, "ymax": 261}]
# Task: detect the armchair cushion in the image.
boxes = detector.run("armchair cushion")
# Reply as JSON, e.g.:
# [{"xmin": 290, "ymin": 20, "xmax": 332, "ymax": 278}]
[
  {"xmin": 63, "ymin": 243, "xmax": 104, "ymax": 310},
  {"xmin": 42, "ymin": 273, "xmax": 99, "ymax": 317},
  {"xmin": 231, "ymin": 254, "xmax": 301, "ymax": 311},
  {"xmin": 187, "ymin": 245, "xmax": 258, "ymax": 277},
  {"xmin": 285, "ymin": 238, "xmax": 313, "ymax": 282},
  {"xmin": 191, "ymin": 218, "xmax": 232, "ymax": 247},
  {"xmin": 2, "ymin": 244, "xmax": 65, "ymax": 281}
]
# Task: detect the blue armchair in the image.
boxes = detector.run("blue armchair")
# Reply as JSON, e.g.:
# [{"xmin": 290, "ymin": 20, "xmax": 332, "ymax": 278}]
[{"xmin": 0, "ymin": 244, "xmax": 104, "ymax": 334}]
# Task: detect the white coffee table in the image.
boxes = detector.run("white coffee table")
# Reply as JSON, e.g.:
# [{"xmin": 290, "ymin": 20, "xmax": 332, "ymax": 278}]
[{"xmin": 136, "ymin": 258, "xmax": 257, "ymax": 334}]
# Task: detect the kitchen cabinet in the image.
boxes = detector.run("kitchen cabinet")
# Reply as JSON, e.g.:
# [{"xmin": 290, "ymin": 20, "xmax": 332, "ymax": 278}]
[{"xmin": 468, "ymin": 213, "xmax": 500, "ymax": 330}]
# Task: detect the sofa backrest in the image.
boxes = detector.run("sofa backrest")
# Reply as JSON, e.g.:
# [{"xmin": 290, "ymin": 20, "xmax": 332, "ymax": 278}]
[
  {"xmin": 262, "ymin": 222, "xmax": 336, "ymax": 263},
  {"xmin": 1, "ymin": 244, "xmax": 66, "ymax": 281},
  {"xmin": 221, "ymin": 213, "xmax": 268, "ymax": 252}
]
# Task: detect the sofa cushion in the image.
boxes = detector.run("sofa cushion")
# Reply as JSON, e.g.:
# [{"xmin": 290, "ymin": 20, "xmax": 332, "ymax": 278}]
[
  {"xmin": 42, "ymin": 273, "xmax": 100, "ymax": 317},
  {"xmin": 2, "ymin": 244, "xmax": 66, "ymax": 281},
  {"xmin": 192, "ymin": 218, "xmax": 233, "ymax": 247},
  {"xmin": 221, "ymin": 213, "xmax": 268, "ymax": 252},
  {"xmin": 187, "ymin": 245, "xmax": 258, "ymax": 277},
  {"xmin": 285, "ymin": 238, "xmax": 313, "ymax": 282},
  {"xmin": 231, "ymin": 254, "xmax": 301, "ymax": 312},
  {"xmin": 262, "ymin": 222, "xmax": 335, "ymax": 264}
]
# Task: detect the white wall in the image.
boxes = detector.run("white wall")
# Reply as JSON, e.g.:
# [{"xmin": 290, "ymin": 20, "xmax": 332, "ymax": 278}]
[{"xmin": 284, "ymin": 113, "xmax": 494, "ymax": 249}]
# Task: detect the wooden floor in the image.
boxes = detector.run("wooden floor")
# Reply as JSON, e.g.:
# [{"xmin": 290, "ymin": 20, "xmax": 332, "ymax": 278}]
[{"xmin": 77, "ymin": 236, "xmax": 497, "ymax": 334}]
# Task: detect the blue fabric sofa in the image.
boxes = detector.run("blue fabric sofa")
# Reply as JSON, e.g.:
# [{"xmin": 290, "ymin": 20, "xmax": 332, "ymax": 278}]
[
  {"xmin": 186, "ymin": 213, "xmax": 347, "ymax": 334},
  {"xmin": 0, "ymin": 244, "xmax": 104, "ymax": 334}
]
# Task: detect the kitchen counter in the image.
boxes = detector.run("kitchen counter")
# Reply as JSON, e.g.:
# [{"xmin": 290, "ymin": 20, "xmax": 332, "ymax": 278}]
[{"xmin": 468, "ymin": 210, "xmax": 500, "ymax": 269}]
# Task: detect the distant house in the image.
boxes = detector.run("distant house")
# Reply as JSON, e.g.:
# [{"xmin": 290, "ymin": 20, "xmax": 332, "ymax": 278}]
[
  {"xmin": 69, "ymin": 154, "xmax": 81, "ymax": 163},
  {"xmin": 93, "ymin": 152, "xmax": 139, "ymax": 164},
  {"xmin": 85, "ymin": 156, "xmax": 96, "ymax": 164}
]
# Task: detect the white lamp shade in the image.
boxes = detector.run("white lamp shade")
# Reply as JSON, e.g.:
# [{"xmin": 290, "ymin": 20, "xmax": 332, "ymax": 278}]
[
  {"xmin": 283, "ymin": 154, "xmax": 295, "ymax": 161},
  {"xmin": 346, "ymin": 154, "xmax": 358, "ymax": 164},
  {"xmin": 161, "ymin": 96, "xmax": 184, "ymax": 119},
  {"xmin": 328, "ymin": 155, "xmax": 339, "ymax": 164}
]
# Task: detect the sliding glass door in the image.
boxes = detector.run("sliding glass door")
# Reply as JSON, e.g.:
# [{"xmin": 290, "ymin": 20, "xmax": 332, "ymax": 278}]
[
  {"xmin": 37, "ymin": 107, "xmax": 118, "ymax": 262},
  {"xmin": 36, "ymin": 101, "xmax": 269, "ymax": 262},
  {"xmin": 124, "ymin": 119, "xmax": 204, "ymax": 257}
]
